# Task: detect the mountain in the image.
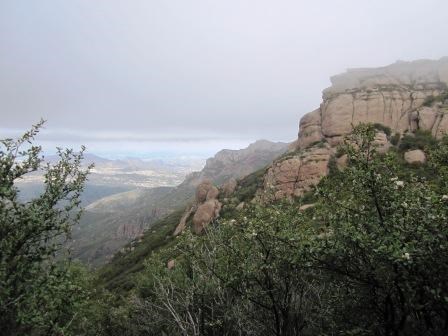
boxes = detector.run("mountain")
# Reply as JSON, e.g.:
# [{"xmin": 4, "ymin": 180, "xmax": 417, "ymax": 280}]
[
  {"xmin": 257, "ymin": 57, "xmax": 448, "ymax": 201},
  {"xmin": 72, "ymin": 140, "xmax": 288, "ymax": 266},
  {"xmin": 97, "ymin": 57, "xmax": 448, "ymax": 291}
]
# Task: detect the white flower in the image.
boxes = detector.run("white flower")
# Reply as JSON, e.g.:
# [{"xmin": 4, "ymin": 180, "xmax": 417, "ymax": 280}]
[
  {"xmin": 402, "ymin": 202, "xmax": 408, "ymax": 208},
  {"xmin": 442, "ymin": 195, "xmax": 448, "ymax": 201},
  {"xmin": 391, "ymin": 177, "xmax": 398, "ymax": 181},
  {"xmin": 402, "ymin": 252, "xmax": 410, "ymax": 260},
  {"xmin": 395, "ymin": 180, "xmax": 404, "ymax": 187}
]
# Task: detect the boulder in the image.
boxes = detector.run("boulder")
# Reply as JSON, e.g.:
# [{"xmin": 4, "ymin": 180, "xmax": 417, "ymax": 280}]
[
  {"xmin": 222, "ymin": 178, "xmax": 237, "ymax": 196},
  {"xmin": 236, "ymin": 202, "xmax": 245, "ymax": 211},
  {"xmin": 167, "ymin": 259, "xmax": 175, "ymax": 270},
  {"xmin": 299, "ymin": 203, "xmax": 315, "ymax": 211},
  {"xmin": 206, "ymin": 186, "xmax": 219, "ymax": 200},
  {"xmin": 404, "ymin": 149, "xmax": 426, "ymax": 164},
  {"xmin": 173, "ymin": 206, "xmax": 195, "ymax": 236},
  {"xmin": 195, "ymin": 180, "xmax": 214, "ymax": 203},
  {"xmin": 193, "ymin": 199, "xmax": 222, "ymax": 234},
  {"xmin": 261, "ymin": 146, "xmax": 332, "ymax": 200},
  {"xmin": 336, "ymin": 154, "xmax": 348, "ymax": 170}
]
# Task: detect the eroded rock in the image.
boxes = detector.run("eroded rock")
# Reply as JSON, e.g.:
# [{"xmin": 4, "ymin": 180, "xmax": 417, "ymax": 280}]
[
  {"xmin": 404, "ymin": 149, "xmax": 426, "ymax": 164},
  {"xmin": 222, "ymin": 178, "xmax": 237, "ymax": 196},
  {"xmin": 261, "ymin": 146, "xmax": 332, "ymax": 200},
  {"xmin": 193, "ymin": 199, "xmax": 222, "ymax": 234}
]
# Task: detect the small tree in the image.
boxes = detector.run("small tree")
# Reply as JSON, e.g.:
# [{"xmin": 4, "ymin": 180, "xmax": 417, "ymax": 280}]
[
  {"xmin": 0, "ymin": 121, "xmax": 92, "ymax": 335},
  {"xmin": 311, "ymin": 124, "xmax": 448, "ymax": 335}
]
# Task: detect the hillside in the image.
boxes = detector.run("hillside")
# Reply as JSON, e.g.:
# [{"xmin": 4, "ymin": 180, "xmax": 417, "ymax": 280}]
[
  {"xmin": 73, "ymin": 140, "xmax": 288, "ymax": 266},
  {"xmin": 98, "ymin": 57, "xmax": 448, "ymax": 292}
]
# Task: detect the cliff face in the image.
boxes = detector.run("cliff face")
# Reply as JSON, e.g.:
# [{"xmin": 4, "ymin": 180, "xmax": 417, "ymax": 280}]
[
  {"xmin": 261, "ymin": 58, "xmax": 448, "ymax": 200},
  {"xmin": 182, "ymin": 140, "xmax": 288, "ymax": 188}
]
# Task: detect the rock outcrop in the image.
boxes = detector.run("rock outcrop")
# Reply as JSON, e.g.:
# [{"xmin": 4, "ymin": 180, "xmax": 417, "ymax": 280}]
[
  {"xmin": 259, "ymin": 58, "xmax": 448, "ymax": 200},
  {"xmin": 174, "ymin": 180, "xmax": 222, "ymax": 235},
  {"xmin": 298, "ymin": 58, "xmax": 448, "ymax": 148},
  {"xmin": 261, "ymin": 146, "xmax": 332, "ymax": 200},
  {"xmin": 172, "ymin": 141, "xmax": 288, "ymax": 235},
  {"xmin": 193, "ymin": 199, "xmax": 222, "ymax": 234},
  {"xmin": 221, "ymin": 178, "xmax": 238, "ymax": 196},
  {"xmin": 404, "ymin": 149, "xmax": 426, "ymax": 164}
]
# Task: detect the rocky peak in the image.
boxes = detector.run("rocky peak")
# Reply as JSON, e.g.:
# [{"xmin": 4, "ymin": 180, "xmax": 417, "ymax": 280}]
[
  {"xmin": 260, "ymin": 58, "xmax": 448, "ymax": 201},
  {"xmin": 181, "ymin": 140, "xmax": 288, "ymax": 188}
]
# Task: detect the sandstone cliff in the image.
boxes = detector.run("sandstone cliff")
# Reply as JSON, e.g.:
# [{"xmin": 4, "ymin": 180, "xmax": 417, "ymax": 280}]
[{"xmin": 260, "ymin": 58, "xmax": 448, "ymax": 200}]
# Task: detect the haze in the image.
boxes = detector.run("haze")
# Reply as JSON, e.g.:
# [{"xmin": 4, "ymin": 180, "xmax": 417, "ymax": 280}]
[{"xmin": 1, "ymin": 0, "xmax": 448, "ymax": 158}]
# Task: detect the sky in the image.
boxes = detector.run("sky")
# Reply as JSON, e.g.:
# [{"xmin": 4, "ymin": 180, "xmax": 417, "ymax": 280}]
[{"xmin": 1, "ymin": 0, "xmax": 448, "ymax": 158}]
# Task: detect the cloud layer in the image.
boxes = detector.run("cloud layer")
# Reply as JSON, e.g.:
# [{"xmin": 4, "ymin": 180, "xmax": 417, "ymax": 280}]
[{"xmin": 1, "ymin": 0, "xmax": 448, "ymax": 156}]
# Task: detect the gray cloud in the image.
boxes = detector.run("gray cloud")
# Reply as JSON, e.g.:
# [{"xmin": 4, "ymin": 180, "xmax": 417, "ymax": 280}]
[{"xmin": 1, "ymin": 0, "xmax": 448, "ymax": 156}]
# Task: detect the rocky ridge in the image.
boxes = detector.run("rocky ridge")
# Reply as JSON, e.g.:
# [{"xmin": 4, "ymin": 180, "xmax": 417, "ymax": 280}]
[
  {"xmin": 260, "ymin": 58, "xmax": 448, "ymax": 201},
  {"xmin": 176, "ymin": 58, "xmax": 448, "ymax": 231}
]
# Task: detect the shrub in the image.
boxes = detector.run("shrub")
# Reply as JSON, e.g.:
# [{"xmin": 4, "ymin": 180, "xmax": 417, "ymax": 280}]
[
  {"xmin": 399, "ymin": 129, "xmax": 437, "ymax": 151},
  {"xmin": 390, "ymin": 132, "xmax": 401, "ymax": 146},
  {"xmin": 373, "ymin": 123, "xmax": 392, "ymax": 136}
]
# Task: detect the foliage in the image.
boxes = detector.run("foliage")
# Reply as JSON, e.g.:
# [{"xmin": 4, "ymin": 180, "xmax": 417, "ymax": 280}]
[
  {"xmin": 390, "ymin": 132, "xmax": 401, "ymax": 146},
  {"xmin": 399, "ymin": 129, "xmax": 437, "ymax": 151},
  {"xmin": 136, "ymin": 203, "xmax": 332, "ymax": 336},
  {"xmin": 0, "ymin": 121, "xmax": 95, "ymax": 335},
  {"xmin": 373, "ymin": 123, "xmax": 392, "ymax": 137},
  {"xmin": 131, "ymin": 124, "xmax": 448, "ymax": 335},
  {"xmin": 97, "ymin": 209, "xmax": 185, "ymax": 293},
  {"xmin": 311, "ymin": 124, "xmax": 448, "ymax": 334}
]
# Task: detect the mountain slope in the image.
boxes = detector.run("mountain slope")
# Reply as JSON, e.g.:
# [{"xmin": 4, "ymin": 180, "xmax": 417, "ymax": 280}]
[
  {"xmin": 97, "ymin": 57, "xmax": 448, "ymax": 292},
  {"xmin": 74, "ymin": 140, "xmax": 288, "ymax": 266}
]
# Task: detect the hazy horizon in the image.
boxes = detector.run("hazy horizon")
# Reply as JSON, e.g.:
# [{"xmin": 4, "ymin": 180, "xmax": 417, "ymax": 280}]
[{"xmin": 1, "ymin": 0, "xmax": 448, "ymax": 158}]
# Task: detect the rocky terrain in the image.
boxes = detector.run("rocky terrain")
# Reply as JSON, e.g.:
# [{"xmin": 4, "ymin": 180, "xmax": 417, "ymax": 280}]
[
  {"xmin": 172, "ymin": 58, "xmax": 448, "ymax": 234},
  {"xmin": 259, "ymin": 58, "xmax": 448, "ymax": 201},
  {"xmin": 99, "ymin": 57, "xmax": 448, "ymax": 291},
  {"xmin": 73, "ymin": 140, "xmax": 288, "ymax": 265}
]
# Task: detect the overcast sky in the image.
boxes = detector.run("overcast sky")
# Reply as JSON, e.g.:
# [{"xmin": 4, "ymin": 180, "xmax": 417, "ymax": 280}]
[{"xmin": 1, "ymin": 0, "xmax": 448, "ymax": 158}]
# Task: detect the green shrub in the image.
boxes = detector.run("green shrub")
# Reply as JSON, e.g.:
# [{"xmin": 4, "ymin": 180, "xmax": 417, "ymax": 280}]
[
  {"xmin": 390, "ymin": 132, "xmax": 401, "ymax": 146},
  {"xmin": 373, "ymin": 123, "xmax": 392, "ymax": 136},
  {"xmin": 399, "ymin": 129, "xmax": 437, "ymax": 151}
]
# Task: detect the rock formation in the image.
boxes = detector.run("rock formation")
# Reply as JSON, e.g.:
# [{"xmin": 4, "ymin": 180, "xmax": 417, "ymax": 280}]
[
  {"xmin": 174, "ymin": 180, "xmax": 222, "ymax": 235},
  {"xmin": 172, "ymin": 141, "xmax": 288, "ymax": 235},
  {"xmin": 259, "ymin": 58, "xmax": 448, "ymax": 200},
  {"xmin": 404, "ymin": 149, "xmax": 426, "ymax": 164}
]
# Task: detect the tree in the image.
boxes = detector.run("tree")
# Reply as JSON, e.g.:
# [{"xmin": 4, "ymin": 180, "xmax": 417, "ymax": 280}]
[
  {"xmin": 134, "ymin": 123, "xmax": 448, "ymax": 335},
  {"xmin": 0, "ymin": 121, "xmax": 92, "ymax": 335},
  {"xmin": 311, "ymin": 124, "xmax": 448, "ymax": 335},
  {"xmin": 137, "ymin": 202, "xmax": 331, "ymax": 336}
]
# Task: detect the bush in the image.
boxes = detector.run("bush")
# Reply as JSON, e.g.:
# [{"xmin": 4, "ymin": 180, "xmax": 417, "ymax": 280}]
[
  {"xmin": 0, "ymin": 121, "xmax": 94, "ymax": 336},
  {"xmin": 399, "ymin": 129, "xmax": 437, "ymax": 151},
  {"xmin": 373, "ymin": 123, "xmax": 392, "ymax": 136},
  {"xmin": 390, "ymin": 132, "xmax": 401, "ymax": 146}
]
